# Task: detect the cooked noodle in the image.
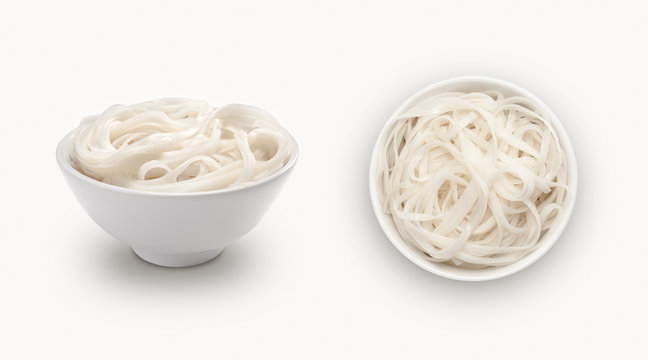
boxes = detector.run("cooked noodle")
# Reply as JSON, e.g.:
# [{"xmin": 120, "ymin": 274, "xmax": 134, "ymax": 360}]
[
  {"xmin": 377, "ymin": 91, "xmax": 569, "ymax": 267},
  {"xmin": 70, "ymin": 98, "xmax": 294, "ymax": 192}
]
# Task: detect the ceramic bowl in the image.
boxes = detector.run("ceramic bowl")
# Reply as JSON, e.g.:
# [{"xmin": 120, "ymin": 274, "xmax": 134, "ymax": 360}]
[
  {"xmin": 369, "ymin": 76, "xmax": 577, "ymax": 281},
  {"xmin": 57, "ymin": 115, "xmax": 298, "ymax": 268}
]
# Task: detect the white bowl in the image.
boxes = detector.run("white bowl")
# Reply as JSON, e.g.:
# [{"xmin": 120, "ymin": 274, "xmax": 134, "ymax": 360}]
[
  {"xmin": 369, "ymin": 76, "xmax": 578, "ymax": 281},
  {"xmin": 57, "ymin": 124, "xmax": 298, "ymax": 267}
]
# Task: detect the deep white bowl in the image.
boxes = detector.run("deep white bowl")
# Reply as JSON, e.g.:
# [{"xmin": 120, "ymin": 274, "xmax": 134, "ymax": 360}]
[
  {"xmin": 369, "ymin": 76, "xmax": 578, "ymax": 281},
  {"xmin": 57, "ymin": 123, "xmax": 298, "ymax": 267}
]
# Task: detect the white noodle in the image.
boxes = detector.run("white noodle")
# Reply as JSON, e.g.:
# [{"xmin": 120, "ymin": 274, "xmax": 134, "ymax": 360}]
[
  {"xmin": 377, "ymin": 91, "xmax": 569, "ymax": 268},
  {"xmin": 70, "ymin": 98, "xmax": 294, "ymax": 192}
]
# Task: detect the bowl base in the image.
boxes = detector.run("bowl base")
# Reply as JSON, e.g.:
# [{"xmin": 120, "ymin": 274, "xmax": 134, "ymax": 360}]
[{"xmin": 132, "ymin": 247, "xmax": 224, "ymax": 267}]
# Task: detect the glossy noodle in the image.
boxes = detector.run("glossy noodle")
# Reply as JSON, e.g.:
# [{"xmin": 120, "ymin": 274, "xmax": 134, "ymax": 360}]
[
  {"xmin": 377, "ymin": 91, "xmax": 569, "ymax": 268},
  {"xmin": 70, "ymin": 98, "xmax": 294, "ymax": 192}
]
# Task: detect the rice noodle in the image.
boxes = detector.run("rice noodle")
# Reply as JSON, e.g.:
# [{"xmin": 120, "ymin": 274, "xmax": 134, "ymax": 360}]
[
  {"xmin": 70, "ymin": 98, "xmax": 294, "ymax": 192},
  {"xmin": 377, "ymin": 91, "xmax": 569, "ymax": 268}
]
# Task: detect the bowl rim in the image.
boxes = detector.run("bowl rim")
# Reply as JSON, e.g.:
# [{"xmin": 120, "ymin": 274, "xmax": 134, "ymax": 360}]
[
  {"xmin": 368, "ymin": 75, "xmax": 578, "ymax": 281},
  {"xmin": 56, "ymin": 104, "xmax": 299, "ymax": 198}
]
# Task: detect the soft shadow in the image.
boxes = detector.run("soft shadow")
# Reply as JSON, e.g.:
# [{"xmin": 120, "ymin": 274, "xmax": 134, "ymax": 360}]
[
  {"xmin": 83, "ymin": 230, "xmax": 263, "ymax": 294},
  {"xmin": 354, "ymin": 78, "xmax": 585, "ymax": 300}
]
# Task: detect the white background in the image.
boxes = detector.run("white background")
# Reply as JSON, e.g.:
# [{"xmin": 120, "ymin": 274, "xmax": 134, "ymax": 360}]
[{"xmin": 1, "ymin": 0, "xmax": 646, "ymax": 358}]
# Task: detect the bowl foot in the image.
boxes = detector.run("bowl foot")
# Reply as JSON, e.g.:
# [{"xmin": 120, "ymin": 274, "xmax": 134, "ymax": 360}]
[{"xmin": 132, "ymin": 247, "xmax": 224, "ymax": 267}]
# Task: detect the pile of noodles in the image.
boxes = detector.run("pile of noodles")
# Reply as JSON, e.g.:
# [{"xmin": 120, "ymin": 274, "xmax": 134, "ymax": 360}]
[
  {"xmin": 377, "ymin": 91, "xmax": 569, "ymax": 268},
  {"xmin": 70, "ymin": 98, "xmax": 294, "ymax": 192}
]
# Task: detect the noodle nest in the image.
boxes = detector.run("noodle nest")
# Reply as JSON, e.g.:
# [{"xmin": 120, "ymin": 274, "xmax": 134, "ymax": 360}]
[
  {"xmin": 70, "ymin": 98, "xmax": 294, "ymax": 192},
  {"xmin": 377, "ymin": 91, "xmax": 569, "ymax": 268}
]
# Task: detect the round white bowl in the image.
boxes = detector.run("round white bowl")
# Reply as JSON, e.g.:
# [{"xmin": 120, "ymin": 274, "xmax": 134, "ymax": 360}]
[
  {"xmin": 369, "ymin": 76, "xmax": 578, "ymax": 281},
  {"xmin": 57, "ymin": 123, "xmax": 298, "ymax": 267}
]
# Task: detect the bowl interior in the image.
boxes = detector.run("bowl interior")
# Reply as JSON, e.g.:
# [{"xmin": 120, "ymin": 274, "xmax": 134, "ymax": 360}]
[{"xmin": 369, "ymin": 76, "xmax": 578, "ymax": 281}]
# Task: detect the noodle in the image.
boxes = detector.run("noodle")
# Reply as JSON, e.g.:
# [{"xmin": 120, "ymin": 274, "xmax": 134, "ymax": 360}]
[
  {"xmin": 377, "ymin": 91, "xmax": 569, "ymax": 268},
  {"xmin": 70, "ymin": 98, "xmax": 294, "ymax": 192}
]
